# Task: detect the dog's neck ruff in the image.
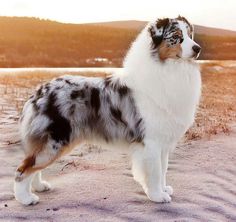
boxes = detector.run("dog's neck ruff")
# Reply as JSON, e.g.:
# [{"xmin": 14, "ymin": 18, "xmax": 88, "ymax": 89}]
[{"xmin": 120, "ymin": 25, "xmax": 201, "ymax": 136}]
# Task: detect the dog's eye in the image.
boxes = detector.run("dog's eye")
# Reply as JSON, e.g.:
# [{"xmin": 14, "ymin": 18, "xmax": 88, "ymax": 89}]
[
  {"xmin": 180, "ymin": 38, "xmax": 184, "ymax": 43},
  {"xmin": 172, "ymin": 35, "xmax": 179, "ymax": 39}
]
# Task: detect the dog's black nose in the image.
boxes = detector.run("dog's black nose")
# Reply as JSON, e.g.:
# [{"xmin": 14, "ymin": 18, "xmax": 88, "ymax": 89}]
[{"xmin": 192, "ymin": 45, "xmax": 201, "ymax": 54}]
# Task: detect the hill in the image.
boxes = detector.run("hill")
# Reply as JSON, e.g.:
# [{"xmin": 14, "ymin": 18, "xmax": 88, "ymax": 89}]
[
  {"xmin": 0, "ymin": 17, "xmax": 137, "ymax": 67},
  {"xmin": 90, "ymin": 20, "xmax": 236, "ymax": 36},
  {"xmin": 0, "ymin": 16, "xmax": 236, "ymax": 67},
  {"xmin": 89, "ymin": 20, "xmax": 147, "ymax": 30}
]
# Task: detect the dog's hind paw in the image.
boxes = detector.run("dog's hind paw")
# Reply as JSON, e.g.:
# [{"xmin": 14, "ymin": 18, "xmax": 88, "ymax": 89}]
[
  {"xmin": 15, "ymin": 192, "xmax": 39, "ymax": 206},
  {"xmin": 33, "ymin": 181, "xmax": 51, "ymax": 192}
]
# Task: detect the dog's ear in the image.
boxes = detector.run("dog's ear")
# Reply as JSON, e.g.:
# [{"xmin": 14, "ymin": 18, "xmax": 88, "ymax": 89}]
[
  {"xmin": 177, "ymin": 15, "xmax": 190, "ymax": 26},
  {"xmin": 148, "ymin": 18, "xmax": 169, "ymax": 48}
]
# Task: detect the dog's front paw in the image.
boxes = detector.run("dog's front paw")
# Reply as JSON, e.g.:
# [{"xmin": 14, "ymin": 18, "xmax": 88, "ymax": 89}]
[
  {"xmin": 147, "ymin": 191, "xmax": 171, "ymax": 203},
  {"xmin": 164, "ymin": 186, "xmax": 173, "ymax": 196},
  {"xmin": 33, "ymin": 181, "xmax": 51, "ymax": 192}
]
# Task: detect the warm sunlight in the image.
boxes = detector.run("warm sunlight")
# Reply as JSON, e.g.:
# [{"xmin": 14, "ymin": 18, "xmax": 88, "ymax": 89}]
[
  {"xmin": 1, "ymin": 0, "xmax": 236, "ymax": 221},
  {"xmin": 0, "ymin": 0, "xmax": 236, "ymax": 30}
]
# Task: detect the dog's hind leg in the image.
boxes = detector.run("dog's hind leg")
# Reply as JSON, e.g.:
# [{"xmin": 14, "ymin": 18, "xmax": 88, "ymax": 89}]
[
  {"xmin": 32, "ymin": 171, "xmax": 51, "ymax": 192},
  {"xmin": 14, "ymin": 139, "xmax": 77, "ymax": 205},
  {"xmin": 14, "ymin": 154, "xmax": 41, "ymax": 205}
]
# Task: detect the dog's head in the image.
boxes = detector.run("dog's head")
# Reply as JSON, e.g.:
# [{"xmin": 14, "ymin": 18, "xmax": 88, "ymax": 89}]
[{"xmin": 148, "ymin": 16, "xmax": 201, "ymax": 61}]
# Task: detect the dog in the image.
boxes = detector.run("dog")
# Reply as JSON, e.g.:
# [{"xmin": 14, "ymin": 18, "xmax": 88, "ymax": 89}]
[{"xmin": 14, "ymin": 16, "xmax": 201, "ymax": 205}]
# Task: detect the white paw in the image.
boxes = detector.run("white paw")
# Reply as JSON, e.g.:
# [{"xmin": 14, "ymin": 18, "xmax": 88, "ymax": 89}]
[
  {"xmin": 164, "ymin": 186, "xmax": 173, "ymax": 196},
  {"xmin": 16, "ymin": 193, "xmax": 39, "ymax": 206},
  {"xmin": 147, "ymin": 191, "xmax": 171, "ymax": 203},
  {"xmin": 33, "ymin": 181, "xmax": 51, "ymax": 192}
]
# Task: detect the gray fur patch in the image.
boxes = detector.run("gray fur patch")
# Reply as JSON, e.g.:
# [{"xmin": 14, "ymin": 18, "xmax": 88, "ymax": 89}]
[{"xmin": 22, "ymin": 75, "xmax": 145, "ymax": 149}]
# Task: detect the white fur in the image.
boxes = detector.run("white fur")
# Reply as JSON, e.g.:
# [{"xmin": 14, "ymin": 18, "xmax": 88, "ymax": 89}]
[
  {"xmin": 14, "ymin": 171, "xmax": 51, "ymax": 205},
  {"xmin": 120, "ymin": 23, "xmax": 201, "ymax": 202},
  {"xmin": 14, "ymin": 172, "xmax": 39, "ymax": 205},
  {"xmin": 178, "ymin": 21, "xmax": 200, "ymax": 59},
  {"xmin": 14, "ymin": 18, "xmax": 201, "ymax": 205},
  {"xmin": 32, "ymin": 171, "xmax": 51, "ymax": 192}
]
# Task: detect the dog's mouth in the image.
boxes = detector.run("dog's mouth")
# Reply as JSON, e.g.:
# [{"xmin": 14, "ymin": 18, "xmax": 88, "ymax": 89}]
[
  {"xmin": 176, "ymin": 53, "xmax": 200, "ymax": 60},
  {"xmin": 193, "ymin": 52, "xmax": 200, "ymax": 59}
]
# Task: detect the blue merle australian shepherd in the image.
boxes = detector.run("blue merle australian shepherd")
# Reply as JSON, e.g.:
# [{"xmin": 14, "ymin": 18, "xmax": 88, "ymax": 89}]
[{"xmin": 14, "ymin": 16, "xmax": 201, "ymax": 205}]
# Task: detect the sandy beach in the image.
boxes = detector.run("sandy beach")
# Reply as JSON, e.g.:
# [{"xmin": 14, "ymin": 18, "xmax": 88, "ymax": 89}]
[{"xmin": 0, "ymin": 64, "xmax": 236, "ymax": 221}]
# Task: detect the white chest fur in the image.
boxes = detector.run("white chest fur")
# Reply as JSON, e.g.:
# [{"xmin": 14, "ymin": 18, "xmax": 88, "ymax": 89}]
[{"xmin": 120, "ymin": 30, "xmax": 201, "ymax": 143}]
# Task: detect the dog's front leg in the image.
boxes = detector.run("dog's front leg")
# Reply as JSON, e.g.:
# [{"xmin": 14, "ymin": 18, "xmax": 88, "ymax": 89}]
[
  {"xmin": 144, "ymin": 141, "xmax": 171, "ymax": 203},
  {"xmin": 161, "ymin": 148, "xmax": 173, "ymax": 196}
]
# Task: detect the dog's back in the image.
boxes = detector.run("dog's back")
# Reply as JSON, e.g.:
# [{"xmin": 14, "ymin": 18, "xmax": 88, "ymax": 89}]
[{"xmin": 14, "ymin": 16, "xmax": 201, "ymax": 205}]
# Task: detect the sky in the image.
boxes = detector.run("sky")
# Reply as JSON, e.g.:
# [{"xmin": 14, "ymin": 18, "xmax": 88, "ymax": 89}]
[{"xmin": 0, "ymin": 0, "xmax": 236, "ymax": 31}]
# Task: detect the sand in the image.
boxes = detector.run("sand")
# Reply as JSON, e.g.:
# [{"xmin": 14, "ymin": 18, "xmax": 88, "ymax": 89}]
[
  {"xmin": 0, "ymin": 93, "xmax": 235, "ymax": 222},
  {"xmin": 0, "ymin": 64, "xmax": 236, "ymax": 221}
]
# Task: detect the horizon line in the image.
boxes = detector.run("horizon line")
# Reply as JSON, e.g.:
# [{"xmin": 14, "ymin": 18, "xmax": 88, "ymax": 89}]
[{"xmin": 1, "ymin": 15, "xmax": 236, "ymax": 33}]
